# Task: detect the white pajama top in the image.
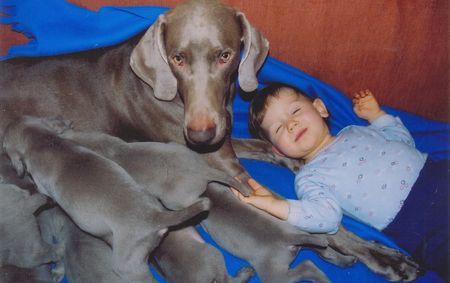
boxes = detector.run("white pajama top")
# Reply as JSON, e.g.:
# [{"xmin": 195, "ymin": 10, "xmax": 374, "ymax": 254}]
[{"xmin": 286, "ymin": 114, "xmax": 427, "ymax": 233}]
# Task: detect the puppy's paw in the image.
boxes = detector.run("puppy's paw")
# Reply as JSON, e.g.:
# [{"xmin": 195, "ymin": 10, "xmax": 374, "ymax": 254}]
[{"xmin": 43, "ymin": 116, "xmax": 73, "ymax": 134}]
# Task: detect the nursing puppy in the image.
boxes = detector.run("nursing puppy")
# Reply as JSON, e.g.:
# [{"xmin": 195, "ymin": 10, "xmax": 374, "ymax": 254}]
[
  {"xmin": 3, "ymin": 116, "xmax": 210, "ymax": 283},
  {"xmin": 153, "ymin": 226, "xmax": 254, "ymax": 283},
  {"xmin": 48, "ymin": 117, "xmax": 247, "ymax": 210},
  {"xmin": 38, "ymin": 206, "xmax": 125, "ymax": 283},
  {"xmin": 0, "ymin": 183, "xmax": 56, "ymax": 269}
]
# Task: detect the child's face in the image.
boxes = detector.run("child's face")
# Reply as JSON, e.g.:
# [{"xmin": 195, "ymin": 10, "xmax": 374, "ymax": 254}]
[{"xmin": 261, "ymin": 89, "xmax": 331, "ymax": 160}]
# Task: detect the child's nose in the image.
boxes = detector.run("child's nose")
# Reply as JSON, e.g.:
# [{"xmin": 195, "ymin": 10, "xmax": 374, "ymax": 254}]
[{"xmin": 288, "ymin": 120, "xmax": 299, "ymax": 132}]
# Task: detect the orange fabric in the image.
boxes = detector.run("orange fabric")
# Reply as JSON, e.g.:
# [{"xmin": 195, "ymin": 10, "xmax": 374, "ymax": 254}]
[{"xmin": 1, "ymin": 0, "xmax": 447, "ymax": 122}]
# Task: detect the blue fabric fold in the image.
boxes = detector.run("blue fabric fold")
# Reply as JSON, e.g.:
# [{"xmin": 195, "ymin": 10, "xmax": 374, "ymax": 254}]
[{"xmin": 1, "ymin": 1, "xmax": 446, "ymax": 282}]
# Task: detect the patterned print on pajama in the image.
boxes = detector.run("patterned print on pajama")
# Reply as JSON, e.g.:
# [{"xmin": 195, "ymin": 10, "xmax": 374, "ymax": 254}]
[{"xmin": 286, "ymin": 114, "xmax": 427, "ymax": 233}]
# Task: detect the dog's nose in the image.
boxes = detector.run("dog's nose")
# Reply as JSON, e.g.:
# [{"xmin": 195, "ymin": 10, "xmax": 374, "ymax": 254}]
[{"xmin": 187, "ymin": 126, "xmax": 216, "ymax": 144}]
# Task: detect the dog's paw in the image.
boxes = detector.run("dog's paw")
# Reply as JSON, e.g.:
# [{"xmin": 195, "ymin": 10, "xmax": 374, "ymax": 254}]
[
  {"xmin": 51, "ymin": 260, "xmax": 65, "ymax": 283},
  {"xmin": 235, "ymin": 266, "xmax": 255, "ymax": 282},
  {"xmin": 360, "ymin": 241, "xmax": 421, "ymax": 282}
]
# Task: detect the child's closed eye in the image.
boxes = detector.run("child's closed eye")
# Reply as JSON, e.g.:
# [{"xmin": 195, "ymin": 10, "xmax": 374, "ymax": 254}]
[
  {"xmin": 292, "ymin": 108, "xmax": 301, "ymax": 115},
  {"xmin": 275, "ymin": 125, "xmax": 282, "ymax": 134}
]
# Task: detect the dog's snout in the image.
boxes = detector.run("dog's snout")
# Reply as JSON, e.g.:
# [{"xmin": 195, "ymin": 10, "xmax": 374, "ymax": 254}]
[{"xmin": 187, "ymin": 126, "xmax": 216, "ymax": 144}]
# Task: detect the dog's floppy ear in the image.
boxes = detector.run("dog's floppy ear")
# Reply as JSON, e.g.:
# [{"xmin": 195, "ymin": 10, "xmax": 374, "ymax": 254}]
[
  {"xmin": 130, "ymin": 15, "xmax": 177, "ymax": 101},
  {"xmin": 236, "ymin": 11, "xmax": 269, "ymax": 92}
]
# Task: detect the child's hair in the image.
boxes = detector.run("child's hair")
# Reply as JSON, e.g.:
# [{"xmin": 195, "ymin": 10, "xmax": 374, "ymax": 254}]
[{"xmin": 248, "ymin": 82, "xmax": 312, "ymax": 141}]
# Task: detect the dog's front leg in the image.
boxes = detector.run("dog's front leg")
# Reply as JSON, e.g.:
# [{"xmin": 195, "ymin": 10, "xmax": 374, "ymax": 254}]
[
  {"xmin": 326, "ymin": 226, "xmax": 421, "ymax": 282},
  {"xmin": 201, "ymin": 138, "xmax": 253, "ymax": 195}
]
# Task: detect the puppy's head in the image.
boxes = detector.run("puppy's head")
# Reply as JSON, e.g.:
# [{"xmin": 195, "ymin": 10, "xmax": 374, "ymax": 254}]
[
  {"xmin": 3, "ymin": 119, "xmax": 28, "ymax": 178},
  {"xmin": 2, "ymin": 116, "xmax": 72, "ymax": 178}
]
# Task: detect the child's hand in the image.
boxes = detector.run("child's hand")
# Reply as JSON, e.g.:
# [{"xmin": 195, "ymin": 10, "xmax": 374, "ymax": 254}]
[
  {"xmin": 231, "ymin": 178, "xmax": 289, "ymax": 220},
  {"xmin": 352, "ymin": 89, "xmax": 386, "ymax": 123}
]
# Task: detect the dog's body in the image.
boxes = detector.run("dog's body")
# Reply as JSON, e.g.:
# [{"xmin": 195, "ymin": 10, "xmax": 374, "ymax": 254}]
[
  {"xmin": 0, "ymin": 0, "xmax": 270, "ymax": 190},
  {"xmin": 3, "ymin": 116, "xmax": 210, "ymax": 282},
  {"xmin": 202, "ymin": 183, "xmax": 420, "ymax": 282},
  {"xmin": 153, "ymin": 226, "xmax": 254, "ymax": 283},
  {"xmin": 0, "ymin": 265, "xmax": 54, "ymax": 283},
  {"xmin": 37, "ymin": 206, "xmax": 126, "ymax": 283},
  {"xmin": 56, "ymin": 125, "xmax": 247, "ymax": 209},
  {"xmin": 0, "ymin": 183, "xmax": 56, "ymax": 269},
  {"xmin": 202, "ymin": 183, "xmax": 330, "ymax": 283},
  {"xmin": 0, "ymin": 0, "xmax": 422, "ymax": 281}
]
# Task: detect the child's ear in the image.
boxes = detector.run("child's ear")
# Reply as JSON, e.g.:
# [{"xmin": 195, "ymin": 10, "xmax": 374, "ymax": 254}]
[
  {"xmin": 313, "ymin": 98, "xmax": 329, "ymax": 118},
  {"xmin": 271, "ymin": 145, "xmax": 286, "ymax": 157}
]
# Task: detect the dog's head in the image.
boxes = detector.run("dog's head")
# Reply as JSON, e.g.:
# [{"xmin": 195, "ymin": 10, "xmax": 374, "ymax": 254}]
[{"xmin": 130, "ymin": 0, "xmax": 269, "ymax": 146}]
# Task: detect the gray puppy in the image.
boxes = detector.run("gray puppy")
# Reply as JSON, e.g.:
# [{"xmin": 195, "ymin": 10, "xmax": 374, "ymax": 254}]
[
  {"xmin": 202, "ymin": 183, "xmax": 420, "ymax": 283},
  {"xmin": 37, "ymin": 206, "xmax": 126, "ymax": 283},
  {"xmin": 153, "ymin": 226, "xmax": 255, "ymax": 283},
  {"xmin": 0, "ymin": 183, "xmax": 56, "ymax": 269},
  {"xmin": 3, "ymin": 116, "xmax": 210, "ymax": 283},
  {"xmin": 51, "ymin": 119, "xmax": 248, "ymax": 210},
  {"xmin": 0, "ymin": 265, "xmax": 54, "ymax": 283},
  {"xmin": 202, "ymin": 183, "xmax": 330, "ymax": 283},
  {"xmin": 0, "ymin": 153, "xmax": 36, "ymax": 192}
]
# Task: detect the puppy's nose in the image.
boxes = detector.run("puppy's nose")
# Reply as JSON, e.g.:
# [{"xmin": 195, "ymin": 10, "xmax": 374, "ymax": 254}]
[{"xmin": 187, "ymin": 126, "xmax": 216, "ymax": 144}]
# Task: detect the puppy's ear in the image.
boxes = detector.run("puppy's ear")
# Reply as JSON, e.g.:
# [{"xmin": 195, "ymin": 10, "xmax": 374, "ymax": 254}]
[
  {"xmin": 236, "ymin": 11, "xmax": 269, "ymax": 93},
  {"xmin": 9, "ymin": 154, "xmax": 26, "ymax": 178},
  {"xmin": 130, "ymin": 15, "xmax": 177, "ymax": 101}
]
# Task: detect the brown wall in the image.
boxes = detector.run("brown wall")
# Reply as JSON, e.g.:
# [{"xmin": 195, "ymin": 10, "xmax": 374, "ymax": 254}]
[{"xmin": 1, "ymin": 0, "xmax": 448, "ymax": 122}]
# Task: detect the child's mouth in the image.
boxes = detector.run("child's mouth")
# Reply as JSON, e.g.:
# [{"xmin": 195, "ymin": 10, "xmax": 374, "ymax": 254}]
[{"xmin": 295, "ymin": 128, "xmax": 307, "ymax": 141}]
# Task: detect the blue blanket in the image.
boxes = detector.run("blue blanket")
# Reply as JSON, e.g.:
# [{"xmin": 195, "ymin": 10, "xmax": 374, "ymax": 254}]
[{"xmin": 2, "ymin": 1, "xmax": 448, "ymax": 282}]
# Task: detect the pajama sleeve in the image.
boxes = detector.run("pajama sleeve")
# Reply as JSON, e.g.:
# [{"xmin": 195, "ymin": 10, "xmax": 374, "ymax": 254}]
[
  {"xmin": 286, "ymin": 183, "xmax": 342, "ymax": 234},
  {"xmin": 369, "ymin": 114, "xmax": 416, "ymax": 146}
]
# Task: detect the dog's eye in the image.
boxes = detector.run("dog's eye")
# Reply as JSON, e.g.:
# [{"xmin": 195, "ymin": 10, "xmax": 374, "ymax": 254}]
[
  {"xmin": 219, "ymin": 52, "xmax": 231, "ymax": 64},
  {"xmin": 172, "ymin": 54, "xmax": 184, "ymax": 66}
]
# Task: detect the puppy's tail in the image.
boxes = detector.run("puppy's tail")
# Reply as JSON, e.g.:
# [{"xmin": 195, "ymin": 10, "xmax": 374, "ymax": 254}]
[{"xmin": 159, "ymin": 197, "xmax": 210, "ymax": 228}]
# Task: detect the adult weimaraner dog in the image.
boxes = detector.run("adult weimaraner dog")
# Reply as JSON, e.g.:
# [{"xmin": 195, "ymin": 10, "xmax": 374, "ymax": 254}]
[
  {"xmin": 0, "ymin": 0, "xmax": 275, "ymax": 190},
  {"xmin": 0, "ymin": 0, "xmax": 420, "ymax": 281},
  {"xmin": 3, "ymin": 115, "xmax": 210, "ymax": 283}
]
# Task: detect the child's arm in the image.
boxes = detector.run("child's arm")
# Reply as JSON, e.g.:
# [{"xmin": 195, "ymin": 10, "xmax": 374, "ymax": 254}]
[
  {"xmin": 232, "ymin": 179, "xmax": 342, "ymax": 234},
  {"xmin": 232, "ymin": 179, "xmax": 289, "ymax": 220},
  {"xmin": 353, "ymin": 89, "xmax": 418, "ymax": 146},
  {"xmin": 352, "ymin": 89, "xmax": 386, "ymax": 123}
]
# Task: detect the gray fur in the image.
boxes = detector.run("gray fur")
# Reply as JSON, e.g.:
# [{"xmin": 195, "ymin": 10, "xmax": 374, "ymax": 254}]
[
  {"xmin": 202, "ymin": 183, "xmax": 420, "ymax": 282},
  {"xmin": 202, "ymin": 183, "xmax": 330, "ymax": 283},
  {"xmin": 0, "ymin": 183, "xmax": 56, "ymax": 269},
  {"xmin": 153, "ymin": 226, "xmax": 254, "ymax": 283},
  {"xmin": 3, "ymin": 116, "xmax": 210, "ymax": 283},
  {"xmin": 37, "ymin": 206, "xmax": 126, "ymax": 283},
  {"xmin": 50, "ymin": 119, "xmax": 248, "ymax": 209}
]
